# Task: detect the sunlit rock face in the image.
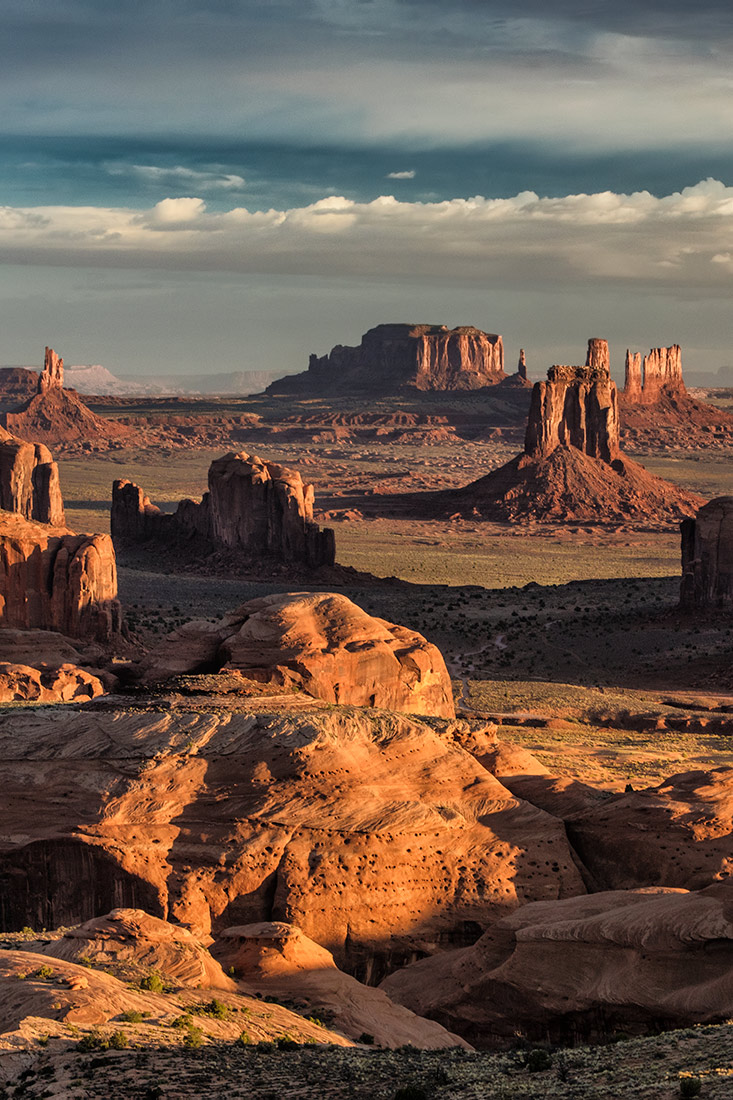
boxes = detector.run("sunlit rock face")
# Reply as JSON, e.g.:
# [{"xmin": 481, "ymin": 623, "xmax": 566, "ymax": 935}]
[
  {"xmin": 267, "ymin": 323, "xmax": 506, "ymax": 394},
  {"xmin": 112, "ymin": 452, "xmax": 335, "ymax": 568},
  {"xmin": 681, "ymin": 496, "xmax": 733, "ymax": 609},
  {"xmin": 0, "ymin": 427, "xmax": 64, "ymax": 526},
  {"xmin": 623, "ymin": 344, "xmax": 686, "ymax": 404}
]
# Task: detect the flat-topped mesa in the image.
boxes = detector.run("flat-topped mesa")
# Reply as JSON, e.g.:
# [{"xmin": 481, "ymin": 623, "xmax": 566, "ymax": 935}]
[
  {"xmin": 112, "ymin": 451, "xmax": 336, "ymax": 569},
  {"xmin": 267, "ymin": 323, "xmax": 505, "ymax": 394},
  {"xmin": 0, "ymin": 427, "xmax": 64, "ymax": 526},
  {"xmin": 623, "ymin": 344, "xmax": 686, "ymax": 404},
  {"xmin": 525, "ymin": 340, "xmax": 619, "ymax": 464},
  {"xmin": 681, "ymin": 496, "xmax": 733, "ymax": 610},
  {"xmin": 0, "ymin": 513, "xmax": 121, "ymax": 640}
]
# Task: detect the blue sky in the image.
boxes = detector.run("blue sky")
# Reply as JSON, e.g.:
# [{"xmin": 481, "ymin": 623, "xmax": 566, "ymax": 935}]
[{"xmin": 2, "ymin": 0, "xmax": 733, "ymax": 378}]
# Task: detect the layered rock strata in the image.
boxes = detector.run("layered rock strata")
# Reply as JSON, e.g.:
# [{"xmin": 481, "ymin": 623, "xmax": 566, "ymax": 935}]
[
  {"xmin": 681, "ymin": 496, "xmax": 733, "ymax": 609},
  {"xmin": 0, "ymin": 512, "xmax": 121, "ymax": 640},
  {"xmin": 112, "ymin": 452, "xmax": 335, "ymax": 568},
  {"xmin": 0, "ymin": 703, "xmax": 585, "ymax": 978},
  {"xmin": 0, "ymin": 427, "xmax": 64, "ymax": 525},
  {"xmin": 267, "ymin": 324, "xmax": 506, "ymax": 394},
  {"xmin": 143, "ymin": 591, "xmax": 455, "ymax": 718},
  {"xmin": 381, "ymin": 883, "xmax": 733, "ymax": 1045}
]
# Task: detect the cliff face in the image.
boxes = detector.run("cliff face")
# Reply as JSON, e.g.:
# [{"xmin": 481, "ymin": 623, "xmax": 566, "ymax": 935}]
[
  {"xmin": 112, "ymin": 452, "xmax": 336, "ymax": 569},
  {"xmin": 268, "ymin": 324, "xmax": 505, "ymax": 394},
  {"xmin": 0, "ymin": 428, "xmax": 65, "ymax": 526},
  {"xmin": 524, "ymin": 340, "xmax": 619, "ymax": 464},
  {"xmin": 38, "ymin": 346, "xmax": 64, "ymax": 392},
  {"xmin": 623, "ymin": 345, "xmax": 686, "ymax": 404},
  {"xmin": 681, "ymin": 496, "xmax": 733, "ymax": 609},
  {"xmin": 0, "ymin": 513, "xmax": 121, "ymax": 640}
]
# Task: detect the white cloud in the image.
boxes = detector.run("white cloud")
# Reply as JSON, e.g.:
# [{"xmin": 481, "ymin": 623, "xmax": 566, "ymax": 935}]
[
  {"xmin": 2, "ymin": 181, "xmax": 733, "ymax": 297},
  {"xmin": 386, "ymin": 170, "xmax": 416, "ymax": 179},
  {"xmin": 106, "ymin": 163, "xmax": 246, "ymax": 190}
]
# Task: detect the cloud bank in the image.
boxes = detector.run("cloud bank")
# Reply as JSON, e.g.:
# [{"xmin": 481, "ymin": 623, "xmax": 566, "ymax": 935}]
[{"xmin": 2, "ymin": 181, "xmax": 733, "ymax": 297}]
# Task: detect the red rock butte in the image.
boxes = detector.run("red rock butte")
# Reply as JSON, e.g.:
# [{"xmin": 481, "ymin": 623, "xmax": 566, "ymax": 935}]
[
  {"xmin": 112, "ymin": 451, "xmax": 336, "ymax": 569},
  {"xmin": 267, "ymin": 323, "xmax": 507, "ymax": 394},
  {"xmin": 681, "ymin": 496, "xmax": 733, "ymax": 609}
]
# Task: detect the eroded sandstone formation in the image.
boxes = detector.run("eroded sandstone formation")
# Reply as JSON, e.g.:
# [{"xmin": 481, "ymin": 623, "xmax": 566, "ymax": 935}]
[
  {"xmin": 524, "ymin": 341, "xmax": 619, "ymax": 463},
  {"xmin": 143, "ymin": 591, "xmax": 455, "ymax": 718},
  {"xmin": 0, "ymin": 427, "xmax": 64, "ymax": 525},
  {"xmin": 267, "ymin": 324, "xmax": 506, "ymax": 394},
  {"xmin": 112, "ymin": 452, "xmax": 335, "ymax": 568},
  {"xmin": 424, "ymin": 338, "xmax": 702, "ymax": 524},
  {"xmin": 0, "ymin": 512, "xmax": 121, "ymax": 640},
  {"xmin": 623, "ymin": 344, "xmax": 685, "ymax": 403},
  {"xmin": 681, "ymin": 496, "xmax": 733, "ymax": 609},
  {"xmin": 38, "ymin": 346, "xmax": 64, "ymax": 392},
  {"xmin": 517, "ymin": 348, "xmax": 527, "ymax": 380},
  {"xmin": 0, "ymin": 703, "xmax": 585, "ymax": 978},
  {"xmin": 381, "ymin": 883, "xmax": 733, "ymax": 1045}
]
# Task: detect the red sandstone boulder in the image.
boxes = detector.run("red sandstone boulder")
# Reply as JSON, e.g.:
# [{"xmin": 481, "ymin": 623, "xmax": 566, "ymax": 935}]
[
  {"xmin": 144, "ymin": 591, "xmax": 455, "ymax": 718},
  {"xmin": 0, "ymin": 662, "xmax": 105, "ymax": 703}
]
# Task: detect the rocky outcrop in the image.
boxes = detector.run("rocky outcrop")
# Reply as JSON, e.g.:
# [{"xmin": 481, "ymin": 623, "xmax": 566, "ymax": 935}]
[
  {"xmin": 681, "ymin": 496, "xmax": 733, "ymax": 609},
  {"xmin": 0, "ymin": 427, "xmax": 64, "ymax": 525},
  {"xmin": 524, "ymin": 349, "xmax": 619, "ymax": 463},
  {"xmin": 143, "ymin": 591, "xmax": 455, "ymax": 718},
  {"xmin": 38, "ymin": 346, "xmax": 64, "ymax": 392},
  {"xmin": 213, "ymin": 922, "xmax": 470, "ymax": 1049},
  {"xmin": 1, "ymin": 347, "xmax": 128, "ymax": 447},
  {"xmin": 381, "ymin": 883, "xmax": 733, "ymax": 1045},
  {"xmin": 414, "ymin": 338, "xmax": 701, "ymax": 525},
  {"xmin": 0, "ymin": 512, "xmax": 121, "ymax": 640},
  {"xmin": 0, "ymin": 702, "xmax": 585, "ymax": 978},
  {"xmin": 0, "ymin": 662, "xmax": 105, "ymax": 703},
  {"xmin": 517, "ymin": 348, "xmax": 527, "ymax": 380},
  {"xmin": 112, "ymin": 452, "xmax": 335, "ymax": 569},
  {"xmin": 267, "ymin": 324, "xmax": 506, "ymax": 394},
  {"xmin": 623, "ymin": 344, "xmax": 685, "ymax": 403}
]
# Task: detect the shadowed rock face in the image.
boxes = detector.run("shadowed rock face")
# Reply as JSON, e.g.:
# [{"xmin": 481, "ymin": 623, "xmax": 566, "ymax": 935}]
[
  {"xmin": 0, "ymin": 703, "xmax": 585, "ymax": 979},
  {"xmin": 144, "ymin": 591, "xmax": 455, "ymax": 718},
  {"xmin": 0, "ymin": 427, "xmax": 64, "ymax": 526},
  {"xmin": 381, "ymin": 882, "xmax": 733, "ymax": 1046},
  {"xmin": 681, "ymin": 496, "xmax": 733, "ymax": 609},
  {"xmin": 267, "ymin": 324, "xmax": 505, "ymax": 394},
  {"xmin": 623, "ymin": 344, "xmax": 685, "ymax": 403},
  {"xmin": 0, "ymin": 513, "xmax": 121, "ymax": 640},
  {"xmin": 112, "ymin": 452, "xmax": 335, "ymax": 568}
]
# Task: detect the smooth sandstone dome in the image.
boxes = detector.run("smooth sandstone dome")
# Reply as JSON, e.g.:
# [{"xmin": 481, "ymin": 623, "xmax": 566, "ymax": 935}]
[{"xmin": 145, "ymin": 591, "xmax": 456, "ymax": 718}]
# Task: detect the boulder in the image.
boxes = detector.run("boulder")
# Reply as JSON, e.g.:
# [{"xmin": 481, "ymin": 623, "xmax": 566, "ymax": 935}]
[
  {"xmin": 0, "ymin": 662, "xmax": 105, "ymax": 703},
  {"xmin": 0, "ymin": 512, "xmax": 121, "ymax": 640},
  {"xmin": 267, "ymin": 324, "xmax": 506, "ymax": 394},
  {"xmin": 213, "ymin": 921, "xmax": 470, "ymax": 1048},
  {"xmin": 144, "ymin": 591, "xmax": 455, "ymax": 718}
]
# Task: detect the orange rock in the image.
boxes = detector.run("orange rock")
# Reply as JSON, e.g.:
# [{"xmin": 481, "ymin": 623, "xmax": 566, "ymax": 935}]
[{"xmin": 0, "ymin": 427, "xmax": 64, "ymax": 526}]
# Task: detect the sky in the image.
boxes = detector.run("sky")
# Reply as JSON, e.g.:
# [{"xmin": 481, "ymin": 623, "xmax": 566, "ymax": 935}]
[{"xmin": 2, "ymin": 0, "xmax": 733, "ymax": 381}]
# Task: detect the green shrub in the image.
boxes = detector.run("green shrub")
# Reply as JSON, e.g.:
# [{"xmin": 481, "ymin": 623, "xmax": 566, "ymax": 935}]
[
  {"xmin": 139, "ymin": 971, "xmax": 164, "ymax": 993},
  {"xmin": 276, "ymin": 1035, "xmax": 299, "ymax": 1050},
  {"xmin": 171, "ymin": 1014, "xmax": 193, "ymax": 1030},
  {"xmin": 525, "ymin": 1048, "xmax": 552, "ymax": 1072},
  {"xmin": 680, "ymin": 1079, "xmax": 702, "ymax": 1098},
  {"xmin": 236, "ymin": 1031, "xmax": 252, "ymax": 1046},
  {"xmin": 119, "ymin": 1010, "xmax": 146, "ymax": 1023},
  {"xmin": 183, "ymin": 1026, "xmax": 204, "ymax": 1049},
  {"xmin": 108, "ymin": 1030, "xmax": 129, "ymax": 1050},
  {"xmin": 196, "ymin": 998, "xmax": 229, "ymax": 1019},
  {"xmin": 359, "ymin": 1032, "xmax": 375, "ymax": 1045}
]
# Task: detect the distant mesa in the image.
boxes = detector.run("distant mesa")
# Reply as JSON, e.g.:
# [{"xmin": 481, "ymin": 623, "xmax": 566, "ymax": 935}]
[
  {"xmin": 267, "ymin": 323, "xmax": 510, "ymax": 394},
  {"xmin": 422, "ymin": 337, "xmax": 704, "ymax": 524},
  {"xmin": 681, "ymin": 496, "xmax": 733, "ymax": 610},
  {"xmin": 142, "ymin": 590, "xmax": 455, "ymax": 718},
  {"xmin": 112, "ymin": 451, "xmax": 336, "ymax": 570},
  {"xmin": 622, "ymin": 344, "xmax": 685, "ymax": 404}
]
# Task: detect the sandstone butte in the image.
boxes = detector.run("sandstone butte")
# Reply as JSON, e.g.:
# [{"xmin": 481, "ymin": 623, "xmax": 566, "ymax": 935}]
[
  {"xmin": 0, "ymin": 703, "xmax": 586, "ymax": 982},
  {"xmin": 421, "ymin": 337, "xmax": 704, "ymax": 524},
  {"xmin": 0, "ymin": 346, "xmax": 128, "ymax": 447},
  {"xmin": 266, "ymin": 323, "xmax": 509, "ymax": 394},
  {"xmin": 0, "ymin": 425, "xmax": 64, "ymax": 526},
  {"xmin": 142, "ymin": 591, "xmax": 455, "ymax": 718},
  {"xmin": 681, "ymin": 495, "xmax": 733, "ymax": 609},
  {"xmin": 112, "ymin": 451, "xmax": 336, "ymax": 569}
]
